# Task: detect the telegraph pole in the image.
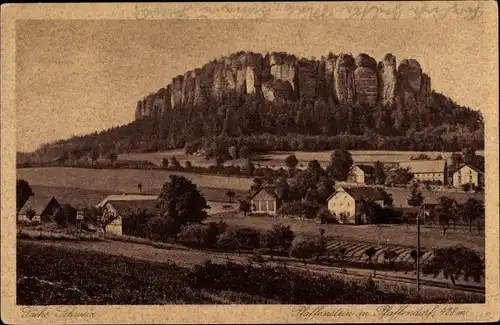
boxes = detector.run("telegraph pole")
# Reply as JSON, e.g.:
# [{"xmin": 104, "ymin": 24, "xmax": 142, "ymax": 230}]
[{"xmin": 416, "ymin": 204, "xmax": 423, "ymax": 296}]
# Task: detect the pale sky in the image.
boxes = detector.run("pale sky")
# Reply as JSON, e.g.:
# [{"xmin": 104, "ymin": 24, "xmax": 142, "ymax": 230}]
[{"xmin": 16, "ymin": 18, "xmax": 494, "ymax": 152}]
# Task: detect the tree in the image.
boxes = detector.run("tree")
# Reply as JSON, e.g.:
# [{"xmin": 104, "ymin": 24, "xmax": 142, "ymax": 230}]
[
  {"xmin": 90, "ymin": 147, "xmax": 100, "ymax": 164},
  {"xmin": 137, "ymin": 182, "xmax": 143, "ymax": 194},
  {"xmin": 285, "ymin": 154, "xmax": 299, "ymax": 171},
  {"xmin": 25, "ymin": 208, "xmax": 36, "ymax": 221},
  {"xmin": 269, "ymin": 223, "xmax": 295, "ymax": 252},
  {"xmin": 333, "ymin": 247, "xmax": 348, "ymax": 267},
  {"xmin": 241, "ymin": 159, "xmax": 255, "ymax": 176},
  {"xmin": 450, "ymin": 152, "xmax": 463, "ymax": 169},
  {"xmin": 239, "ymin": 145, "xmax": 250, "ymax": 159},
  {"xmin": 226, "ymin": 190, "xmax": 235, "ymax": 202},
  {"xmin": 16, "ymin": 179, "xmax": 33, "ymax": 213},
  {"xmin": 383, "ymin": 249, "xmax": 398, "ymax": 271},
  {"xmin": 54, "ymin": 204, "xmax": 77, "ymax": 228},
  {"xmin": 162, "ymin": 158, "xmax": 169, "ymax": 169},
  {"xmin": 107, "ymin": 152, "xmax": 118, "ymax": 165},
  {"xmin": 215, "ymin": 155, "xmax": 226, "ymax": 168},
  {"xmin": 218, "ymin": 226, "xmax": 261, "ymax": 254},
  {"xmin": 157, "ymin": 175, "xmax": 210, "ymax": 237},
  {"xmin": 422, "ymin": 245, "xmax": 484, "ymax": 286},
  {"xmin": 409, "ymin": 249, "xmax": 424, "ymax": 274},
  {"xmin": 228, "ymin": 146, "xmax": 238, "ymax": 159},
  {"xmin": 364, "ymin": 247, "xmax": 378, "ymax": 276},
  {"xmin": 290, "ymin": 238, "xmax": 318, "ymax": 265},
  {"xmin": 315, "ymin": 228, "xmax": 327, "ymax": 258},
  {"xmin": 238, "ymin": 199, "xmax": 251, "ymax": 216},
  {"xmin": 407, "ymin": 183, "xmax": 424, "ymax": 208},
  {"xmin": 170, "ymin": 156, "xmax": 181, "ymax": 169},
  {"xmin": 373, "ymin": 161, "xmax": 386, "ymax": 185},
  {"xmin": 83, "ymin": 205, "xmax": 117, "ymax": 236},
  {"xmin": 178, "ymin": 224, "xmax": 207, "ymax": 246},
  {"xmin": 386, "ymin": 167, "xmax": 414, "ymax": 186},
  {"xmin": 461, "ymin": 198, "xmax": 484, "ymax": 232},
  {"xmin": 327, "ymin": 149, "xmax": 353, "ymax": 181},
  {"xmin": 436, "ymin": 196, "xmax": 457, "ymax": 236},
  {"xmin": 260, "ymin": 231, "xmax": 278, "ymax": 259},
  {"xmin": 274, "ymin": 177, "xmax": 290, "ymax": 202},
  {"xmin": 317, "ymin": 176, "xmax": 335, "ymax": 203}
]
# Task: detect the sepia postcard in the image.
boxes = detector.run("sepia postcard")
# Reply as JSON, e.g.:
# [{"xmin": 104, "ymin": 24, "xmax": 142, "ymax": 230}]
[{"xmin": 1, "ymin": 1, "xmax": 499, "ymax": 324}]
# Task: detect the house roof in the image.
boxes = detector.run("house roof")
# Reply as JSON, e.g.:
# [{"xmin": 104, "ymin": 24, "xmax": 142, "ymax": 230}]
[
  {"xmin": 352, "ymin": 164, "xmax": 374, "ymax": 174},
  {"xmin": 18, "ymin": 196, "xmax": 59, "ymax": 215},
  {"xmin": 329, "ymin": 186, "xmax": 388, "ymax": 202},
  {"xmin": 105, "ymin": 199, "xmax": 160, "ymax": 216},
  {"xmin": 96, "ymin": 194, "xmax": 159, "ymax": 208},
  {"xmin": 454, "ymin": 164, "xmax": 484, "ymax": 174},
  {"xmin": 398, "ymin": 160, "xmax": 446, "ymax": 174},
  {"xmin": 250, "ymin": 186, "xmax": 278, "ymax": 200}
]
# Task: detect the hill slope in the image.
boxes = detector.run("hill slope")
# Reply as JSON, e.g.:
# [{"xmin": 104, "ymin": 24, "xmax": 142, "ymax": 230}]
[{"xmin": 24, "ymin": 51, "xmax": 483, "ymax": 162}]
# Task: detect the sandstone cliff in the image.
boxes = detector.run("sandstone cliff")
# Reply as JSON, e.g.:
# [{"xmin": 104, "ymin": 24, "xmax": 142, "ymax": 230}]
[{"xmin": 135, "ymin": 51, "xmax": 432, "ymax": 119}]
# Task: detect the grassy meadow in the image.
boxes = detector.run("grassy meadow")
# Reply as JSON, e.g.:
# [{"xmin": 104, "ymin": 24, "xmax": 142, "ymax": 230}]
[{"xmin": 119, "ymin": 149, "xmax": 485, "ymax": 169}]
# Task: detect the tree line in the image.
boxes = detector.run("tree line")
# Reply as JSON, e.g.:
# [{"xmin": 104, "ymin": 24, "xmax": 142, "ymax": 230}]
[{"xmin": 23, "ymin": 89, "xmax": 483, "ymax": 163}]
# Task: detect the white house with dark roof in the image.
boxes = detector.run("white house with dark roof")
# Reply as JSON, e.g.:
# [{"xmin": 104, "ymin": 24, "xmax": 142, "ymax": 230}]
[
  {"xmin": 398, "ymin": 159, "xmax": 448, "ymax": 185},
  {"xmin": 347, "ymin": 164, "xmax": 375, "ymax": 184},
  {"xmin": 97, "ymin": 194, "xmax": 160, "ymax": 236},
  {"xmin": 326, "ymin": 186, "xmax": 388, "ymax": 224},
  {"xmin": 452, "ymin": 164, "xmax": 485, "ymax": 189},
  {"xmin": 250, "ymin": 187, "xmax": 280, "ymax": 215}
]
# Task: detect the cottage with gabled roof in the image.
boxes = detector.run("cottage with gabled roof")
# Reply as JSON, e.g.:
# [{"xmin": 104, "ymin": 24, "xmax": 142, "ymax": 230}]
[
  {"xmin": 250, "ymin": 187, "xmax": 280, "ymax": 215},
  {"xmin": 452, "ymin": 164, "xmax": 484, "ymax": 189},
  {"xmin": 347, "ymin": 164, "xmax": 375, "ymax": 184},
  {"xmin": 17, "ymin": 196, "xmax": 61, "ymax": 223},
  {"xmin": 326, "ymin": 186, "xmax": 388, "ymax": 224},
  {"xmin": 398, "ymin": 159, "xmax": 447, "ymax": 185},
  {"xmin": 100, "ymin": 197, "xmax": 160, "ymax": 236}
]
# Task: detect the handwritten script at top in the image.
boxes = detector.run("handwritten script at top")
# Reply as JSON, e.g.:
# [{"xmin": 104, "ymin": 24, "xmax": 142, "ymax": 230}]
[{"xmin": 134, "ymin": 2, "xmax": 484, "ymax": 21}]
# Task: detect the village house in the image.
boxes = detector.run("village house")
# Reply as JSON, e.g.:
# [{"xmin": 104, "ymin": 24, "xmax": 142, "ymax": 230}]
[
  {"xmin": 452, "ymin": 164, "xmax": 484, "ymax": 189},
  {"xmin": 398, "ymin": 159, "xmax": 447, "ymax": 185},
  {"xmin": 250, "ymin": 187, "xmax": 280, "ymax": 216},
  {"xmin": 347, "ymin": 164, "xmax": 375, "ymax": 184},
  {"xmin": 96, "ymin": 194, "xmax": 159, "ymax": 235},
  {"xmin": 17, "ymin": 196, "xmax": 61, "ymax": 223},
  {"xmin": 326, "ymin": 186, "xmax": 388, "ymax": 225}
]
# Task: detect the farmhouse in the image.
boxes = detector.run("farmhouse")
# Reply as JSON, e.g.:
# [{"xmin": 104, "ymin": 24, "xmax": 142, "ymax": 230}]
[
  {"xmin": 347, "ymin": 164, "xmax": 375, "ymax": 184},
  {"xmin": 250, "ymin": 187, "xmax": 280, "ymax": 216},
  {"xmin": 18, "ymin": 196, "xmax": 61, "ymax": 223},
  {"xmin": 452, "ymin": 164, "xmax": 484, "ymax": 189},
  {"xmin": 398, "ymin": 159, "xmax": 447, "ymax": 185},
  {"xmin": 99, "ymin": 195, "xmax": 160, "ymax": 236},
  {"xmin": 326, "ymin": 186, "xmax": 388, "ymax": 225}
]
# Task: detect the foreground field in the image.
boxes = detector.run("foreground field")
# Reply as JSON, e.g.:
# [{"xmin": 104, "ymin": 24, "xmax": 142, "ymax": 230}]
[{"xmin": 17, "ymin": 240, "xmax": 484, "ymax": 304}]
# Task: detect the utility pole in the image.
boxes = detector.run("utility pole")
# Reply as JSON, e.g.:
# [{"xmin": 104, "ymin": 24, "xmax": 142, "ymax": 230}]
[{"xmin": 417, "ymin": 203, "xmax": 424, "ymax": 296}]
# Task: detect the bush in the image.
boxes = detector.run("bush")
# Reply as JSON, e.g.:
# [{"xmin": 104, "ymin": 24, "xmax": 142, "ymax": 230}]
[
  {"xmin": 422, "ymin": 245, "xmax": 484, "ymax": 286},
  {"xmin": 217, "ymin": 226, "xmax": 262, "ymax": 253},
  {"xmin": 177, "ymin": 224, "xmax": 208, "ymax": 246},
  {"xmin": 317, "ymin": 207, "xmax": 337, "ymax": 224},
  {"xmin": 290, "ymin": 238, "xmax": 320, "ymax": 264},
  {"xmin": 203, "ymin": 220, "xmax": 228, "ymax": 247},
  {"xmin": 278, "ymin": 201, "xmax": 321, "ymax": 218}
]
